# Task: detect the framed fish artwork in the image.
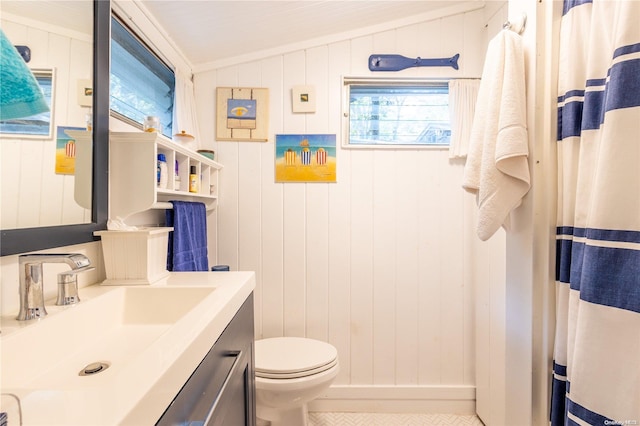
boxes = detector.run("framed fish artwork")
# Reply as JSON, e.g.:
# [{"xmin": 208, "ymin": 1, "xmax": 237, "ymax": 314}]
[{"xmin": 216, "ymin": 87, "xmax": 269, "ymax": 141}]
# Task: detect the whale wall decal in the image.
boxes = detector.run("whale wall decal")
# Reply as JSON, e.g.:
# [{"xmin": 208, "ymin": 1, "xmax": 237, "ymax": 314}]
[{"xmin": 368, "ymin": 53, "xmax": 460, "ymax": 71}]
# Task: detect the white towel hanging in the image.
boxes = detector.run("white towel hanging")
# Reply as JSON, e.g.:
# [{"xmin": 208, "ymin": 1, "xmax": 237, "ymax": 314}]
[{"xmin": 462, "ymin": 30, "xmax": 530, "ymax": 241}]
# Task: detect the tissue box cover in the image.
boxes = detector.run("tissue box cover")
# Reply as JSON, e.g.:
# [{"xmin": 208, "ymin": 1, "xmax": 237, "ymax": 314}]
[{"xmin": 94, "ymin": 227, "xmax": 173, "ymax": 285}]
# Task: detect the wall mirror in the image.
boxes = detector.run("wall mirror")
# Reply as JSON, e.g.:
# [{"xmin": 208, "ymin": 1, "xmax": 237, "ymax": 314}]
[{"xmin": 0, "ymin": 0, "xmax": 109, "ymax": 256}]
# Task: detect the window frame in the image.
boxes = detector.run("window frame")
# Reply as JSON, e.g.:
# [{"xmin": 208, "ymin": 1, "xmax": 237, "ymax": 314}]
[
  {"xmin": 109, "ymin": 13, "xmax": 175, "ymax": 138},
  {"xmin": 342, "ymin": 77, "xmax": 451, "ymax": 150}
]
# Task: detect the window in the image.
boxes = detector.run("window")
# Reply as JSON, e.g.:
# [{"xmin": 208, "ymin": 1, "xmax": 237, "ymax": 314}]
[
  {"xmin": 343, "ymin": 78, "xmax": 450, "ymax": 148},
  {"xmin": 0, "ymin": 69, "xmax": 54, "ymax": 138},
  {"xmin": 110, "ymin": 16, "xmax": 174, "ymax": 137}
]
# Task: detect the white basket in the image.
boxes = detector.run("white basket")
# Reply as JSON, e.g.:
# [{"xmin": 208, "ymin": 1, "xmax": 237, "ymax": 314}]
[{"xmin": 94, "ymin": 227, "xmax": 173, "ymax": 285}]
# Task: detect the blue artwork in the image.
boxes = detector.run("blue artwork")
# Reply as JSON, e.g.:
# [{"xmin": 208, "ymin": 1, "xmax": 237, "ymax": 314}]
[{"xmin": 226, "ymin": 98, "xmax": 257, "ymax": 129}]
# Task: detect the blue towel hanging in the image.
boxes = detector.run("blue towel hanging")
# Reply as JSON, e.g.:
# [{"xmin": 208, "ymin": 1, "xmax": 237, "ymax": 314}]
[{"xmin": 166, "ymin": 201, "xmax": 209, "ymax": 272}]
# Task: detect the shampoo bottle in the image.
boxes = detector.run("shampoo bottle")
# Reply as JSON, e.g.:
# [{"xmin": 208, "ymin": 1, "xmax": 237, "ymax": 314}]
[
  {"xmin": 189, "ymin": 165, "xmax": 198, "ymax": 193},
  {"xmin": 157, "ymin": 153, "xmax": 168, "ymax": 188}
]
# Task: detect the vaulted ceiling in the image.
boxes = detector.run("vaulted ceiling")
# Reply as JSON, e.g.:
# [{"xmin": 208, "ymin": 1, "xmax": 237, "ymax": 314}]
[
  {"xmin": 139, "ymin": 0, "xmax": 481, "ymax": 68},
  {"xmin": 1, "ymin": 1, "xmax": 485, "ymax": 69}
]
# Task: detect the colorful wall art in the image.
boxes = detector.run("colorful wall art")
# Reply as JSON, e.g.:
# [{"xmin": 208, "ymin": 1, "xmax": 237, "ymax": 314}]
[
  {"xmin": 275, "ymin": 134, "xmax": 336, "ymax": 183},
  {"xmin": 54, "ymin": 126, "xmax": 84, "ymax": 174},
  {"xmin": 216, "ymin": 87, "xmax": 269, "ymax": 141}
]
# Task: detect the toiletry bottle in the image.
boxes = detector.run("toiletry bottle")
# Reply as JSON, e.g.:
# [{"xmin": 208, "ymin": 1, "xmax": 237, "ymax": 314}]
[
  {"xmin": 174, "ymin": 160, "xmax": 181, "ymax": 190},
  {"xmin": 189, "ymin": 165, "xmax": 198, "ymax": 193},
  {"xmin": 157, "ymin": 153, "xmax": 168, "ymax": 188},
  {"xmin": 85, "ymin": 112, "xmax": 92, "ymax": 131}
]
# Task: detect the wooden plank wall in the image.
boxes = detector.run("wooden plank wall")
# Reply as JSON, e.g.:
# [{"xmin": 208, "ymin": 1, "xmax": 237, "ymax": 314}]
[{"xmin": 195, "ymin": 7, "xmax": 507, "ymax": 410}]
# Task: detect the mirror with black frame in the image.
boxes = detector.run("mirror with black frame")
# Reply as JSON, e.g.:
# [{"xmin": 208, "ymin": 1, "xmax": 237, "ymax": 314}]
[{"xmin": 0, "ymin": 0, "xmax": 109, "ymax": 256}]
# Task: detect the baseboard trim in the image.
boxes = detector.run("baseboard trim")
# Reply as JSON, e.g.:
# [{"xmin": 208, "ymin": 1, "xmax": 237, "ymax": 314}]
[{"xmin": 308, "ymin": 385, "xmax": 476, "ymax": 414}]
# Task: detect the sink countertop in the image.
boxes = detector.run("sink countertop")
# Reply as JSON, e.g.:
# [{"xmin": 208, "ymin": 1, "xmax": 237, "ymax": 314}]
[{"xmin": 0, "ymin": 271, "xmax": 255, "ymax": 425}]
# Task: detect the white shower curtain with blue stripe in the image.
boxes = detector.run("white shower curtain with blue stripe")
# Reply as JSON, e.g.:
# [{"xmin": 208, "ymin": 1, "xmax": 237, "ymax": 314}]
[{"xmin": 552, "ymin": 0, "xmax": 640, "ymax": 425}]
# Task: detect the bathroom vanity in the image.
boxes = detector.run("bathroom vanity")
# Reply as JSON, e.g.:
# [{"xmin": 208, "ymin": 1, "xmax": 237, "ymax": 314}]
[{"xmin": 0, "ymin": 271, "xmax": 256, "ymax": 425}]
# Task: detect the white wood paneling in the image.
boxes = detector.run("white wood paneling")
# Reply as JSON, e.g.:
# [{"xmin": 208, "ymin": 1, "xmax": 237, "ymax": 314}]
[
  {"xmin": 259, "ymin": 56, "xmax": 285, "ymax": 339},
  {"xmin": 372, "ymin": 148, "xmax": 397, "ymax": 385},
  {"xmin": 304, "ymin": 46, "xmax": 331, "ymax": 344},
  {"xmin": 195, "ymin": 7, "xmax": 507, "ymax": 407},
  {"xmin": 394, "ymin": 150, "xmax": 421, "ymax": 385},
  {"xmin": 349, "ymin": 148, "xmax": 375, "ymax": 385},
  {"xmin": 440, "ymin": 157, "xmax": 465, "ymax": 385},
  {"xmin": 215, "ymin": 67, "xmax": 241, "ymax": 270},
  {"xmin": 236, "ymin": 61, "xmax": 264, "ymax": 340},
  {"xmin": 281, "ymin": 51, "xmax": 308, "ymax": 338},
  {"xmin": 417, "ymin": 150, "xmax": 445, "ymax": 385},
  {"xmin": 326, "ymin": 40, "xmax": 353, "ymax": 385},
  {"xmin": 463, "ymin": 11, "xmax": 486, "ymax": 77}
]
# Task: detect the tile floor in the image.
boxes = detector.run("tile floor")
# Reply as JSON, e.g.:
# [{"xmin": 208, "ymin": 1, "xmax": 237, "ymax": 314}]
[{"xmin": 308, "ymin": 412, "xmax": 485, "ymax": 426}]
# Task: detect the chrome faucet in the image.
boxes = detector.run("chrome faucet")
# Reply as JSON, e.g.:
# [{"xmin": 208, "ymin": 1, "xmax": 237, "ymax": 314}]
[{"xmin": 17, "ymin": 253, "xmax": 94, "ymax": 321}]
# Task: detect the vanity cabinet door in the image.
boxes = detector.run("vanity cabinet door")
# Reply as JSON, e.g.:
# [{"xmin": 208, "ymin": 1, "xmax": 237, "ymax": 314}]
[{"xmin": 156, "ymin": 295, "xmax": 255, "ymax": 426}]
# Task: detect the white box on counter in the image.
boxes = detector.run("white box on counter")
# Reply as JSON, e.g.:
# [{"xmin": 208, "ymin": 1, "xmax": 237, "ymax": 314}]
[{"xmin": 94, "ymin": 227, "xmax": 173, "ymax": 285}]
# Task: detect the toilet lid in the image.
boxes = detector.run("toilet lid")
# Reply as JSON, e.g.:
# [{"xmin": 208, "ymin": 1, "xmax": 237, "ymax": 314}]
[{"xmin": 255, "ymin": 337, "xmax": 338, "ymax": 379}]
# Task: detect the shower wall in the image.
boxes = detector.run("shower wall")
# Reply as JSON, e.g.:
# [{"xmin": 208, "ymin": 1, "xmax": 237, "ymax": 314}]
[{"xmin": 194, "ymin": 4, "xmax": 507, "ymax": 412}]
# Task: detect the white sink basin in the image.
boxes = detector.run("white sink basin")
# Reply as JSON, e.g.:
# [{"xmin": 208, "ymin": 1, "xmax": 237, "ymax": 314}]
[
  {"xmin": 0, "ymin": 272, "xmax": 255, "ymax": 425},
  {"xmin": 2, "ymin": 286, "xmax": 215, "ymax": 389}
]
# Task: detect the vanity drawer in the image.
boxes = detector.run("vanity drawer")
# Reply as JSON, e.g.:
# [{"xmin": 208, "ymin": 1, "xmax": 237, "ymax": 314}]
[{"xmin": 156, "ymin": 295, "xmax": 255, "ymax": 426}]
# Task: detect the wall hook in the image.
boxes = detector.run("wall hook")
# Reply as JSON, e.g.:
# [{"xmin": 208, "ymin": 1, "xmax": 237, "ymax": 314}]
[
  {"xmin": 15, "ymin": 45, "xmax": 31, "ymax": 62},
  {"xmin": 503, "ymin": 12, "xmax": 527, "ymax": 35}
]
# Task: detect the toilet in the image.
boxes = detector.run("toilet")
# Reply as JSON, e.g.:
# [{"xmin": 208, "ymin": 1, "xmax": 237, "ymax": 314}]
[{"xmin": 254, "ymin": 337, "xmax": 339, "ymax": 426}]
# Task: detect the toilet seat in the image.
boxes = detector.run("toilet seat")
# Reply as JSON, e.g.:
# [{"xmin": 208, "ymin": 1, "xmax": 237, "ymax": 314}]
[{"xmin": 255, "ymin": 337, "xmax": 338, "ymax": 379}]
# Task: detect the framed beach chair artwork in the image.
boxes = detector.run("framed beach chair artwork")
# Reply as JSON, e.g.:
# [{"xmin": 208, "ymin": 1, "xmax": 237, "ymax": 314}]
[{"xmin": 275, "ymin": 134, "xmax": 336, "ymax": 183}]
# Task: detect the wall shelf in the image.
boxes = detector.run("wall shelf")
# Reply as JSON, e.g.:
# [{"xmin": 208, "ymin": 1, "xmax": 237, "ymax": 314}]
[{"xmin": 109, "ymin": 132, "xmax": 223, "ymax": 219}]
